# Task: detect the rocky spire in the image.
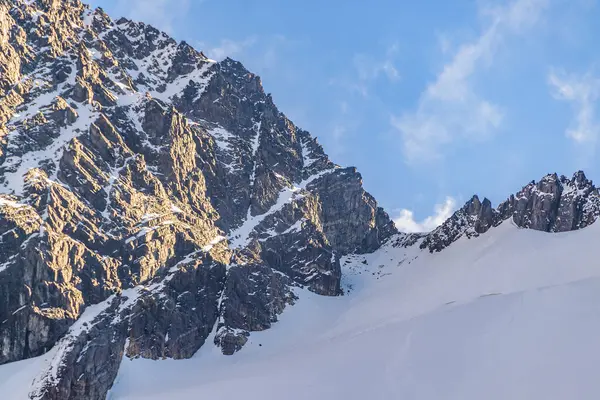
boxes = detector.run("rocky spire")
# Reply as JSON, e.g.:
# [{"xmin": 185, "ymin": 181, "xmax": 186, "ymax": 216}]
[{"xmin": 420, "ymin": 195, "xmax": 499, "ymax": 252}]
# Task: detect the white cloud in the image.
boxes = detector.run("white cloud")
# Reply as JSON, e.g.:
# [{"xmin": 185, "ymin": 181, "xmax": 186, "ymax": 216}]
[
  {"xmin": 392, "ymin": 0, "xmax": 548, "ymax": 165},
  {"xmin": 257, "ymin": 35, "xmax": 292, "ymax": 71},
  {"xmin": 548, "ymin": 70, "xmax": 600, "ymax": 144},
  {"xmin": 331, "ymin": 43, "xmax": 401, "ymax": 98},
  {"xmin": 115, "ymin": 0, "xmax": 192, "ymax": 34},
  {"xmin": 394, "ymin": 197, "xmax": 457, "ymax": 233}
]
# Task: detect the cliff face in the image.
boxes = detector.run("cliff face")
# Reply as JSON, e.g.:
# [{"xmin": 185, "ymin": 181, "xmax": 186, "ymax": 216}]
[{"xmin": 0, "ymin": 1, "xmax": 396, "ymax": 398}]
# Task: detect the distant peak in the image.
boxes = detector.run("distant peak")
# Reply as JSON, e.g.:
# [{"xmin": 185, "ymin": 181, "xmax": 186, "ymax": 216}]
[
  {"xmin": 572, "ymin": 170, "xmax": 588, "ymax": 183},
  {"xmin": 540, "ymin": 172, "xmax": 559, "ymax": 182}
]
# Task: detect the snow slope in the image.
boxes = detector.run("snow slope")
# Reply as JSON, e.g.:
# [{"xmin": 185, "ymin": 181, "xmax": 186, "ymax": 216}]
[
  {"xmin": 5, "ymin": 220, "xmax": 600, "ymax": 399},
  {"xmin": 0, "ymin": 349, "xmax": 57, "ymax": 400}
]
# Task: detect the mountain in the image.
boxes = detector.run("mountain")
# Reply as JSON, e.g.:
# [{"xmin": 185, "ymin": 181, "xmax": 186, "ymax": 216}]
[
  {"xmin": 1, "ymin": 1, "xmax": 600, "ymax": 399},
  {"xmin": 0, "ymin": 0, "xmax": 395, "ymax": 398}
]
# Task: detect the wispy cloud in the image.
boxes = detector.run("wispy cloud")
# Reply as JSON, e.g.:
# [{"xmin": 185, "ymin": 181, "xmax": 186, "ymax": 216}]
[
  {"xmin": 354, "ymin": 43, "xmax": 401, "ymax": 84},
  {"xmin": 331, "ymin": 43, "xmax": 401, "ymax": 98},
  {"xmin": 115, "ymin": 0, "xmax": 193, "ymax": 34},
  {"xmin": 255, "ymin": 35, "xmax": 296, "ymax": 72},
  {"xmin": 333, "ymin": 124, "xmax": 347, "ymax": 138},
  {"xmin": 548, "ymin": 69, "xmax": 600, "ymax": 145},
  {"xmin": 392, "ymin": 0, "xmax": 548, "ymax": 165},
  {"xmin": 393, "ymin": 197, "xmax": 457, "ymax": 233}
]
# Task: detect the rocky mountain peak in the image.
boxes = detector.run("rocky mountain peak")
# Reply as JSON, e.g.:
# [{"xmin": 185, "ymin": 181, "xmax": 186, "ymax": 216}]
[
  {"xmin": 420, "ymin": 170, "xmax": 600, "ymax": 252},
  {"xmin": 572, "ymin": 169, "xmax": 589, "ymax": 184},
  {"xmin": 0, "ymin": 1, "xmax": 396, "ymax": 398},
  {"xmin": 420, "ymin": 194, "xmax": 494, "ymax": 253}
]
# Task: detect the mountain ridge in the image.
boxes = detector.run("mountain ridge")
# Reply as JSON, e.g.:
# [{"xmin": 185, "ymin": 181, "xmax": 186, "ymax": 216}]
[{"xmin": 421, "ymin": 170, "xmax": 600, "ymax": 252}]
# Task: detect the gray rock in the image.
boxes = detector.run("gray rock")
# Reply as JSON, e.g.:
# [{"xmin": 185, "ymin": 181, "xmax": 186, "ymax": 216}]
[
  {"xmin": 499, "ymin": 171, "xmax": 600, "ymax": 232},
  {"xmin": 215, "ymin": 263, "xmax": 296, "ymax": 355},
  {"xmin": 421, "ymin": 195, "xmax": 497, "ymax": 252}
]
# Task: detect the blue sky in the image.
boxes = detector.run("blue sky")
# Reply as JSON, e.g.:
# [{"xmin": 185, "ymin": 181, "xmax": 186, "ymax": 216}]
[{"xmin": 89, "ymin": 0, "xmax": 600, "ymax": 231}]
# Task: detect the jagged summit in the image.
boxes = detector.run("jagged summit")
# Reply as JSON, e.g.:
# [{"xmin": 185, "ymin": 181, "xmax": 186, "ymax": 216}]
[{"xmin": 420, "ymin": 170, "xmax": 600, "ymax": 252}]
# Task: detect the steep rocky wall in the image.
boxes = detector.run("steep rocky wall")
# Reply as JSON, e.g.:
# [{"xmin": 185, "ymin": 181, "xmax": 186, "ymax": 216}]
[{"xmin": 0, "ymin": 1, "xmax": 396, "ymax": 398}]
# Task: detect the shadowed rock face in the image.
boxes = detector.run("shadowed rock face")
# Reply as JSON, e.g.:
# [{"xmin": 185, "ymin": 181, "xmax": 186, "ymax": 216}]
[{"xmin": 0, "ymin": 1, "xmax": 396, "ymax": 398}]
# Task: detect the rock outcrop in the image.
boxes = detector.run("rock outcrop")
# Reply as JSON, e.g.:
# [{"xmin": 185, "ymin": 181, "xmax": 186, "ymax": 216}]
[{"xmin": 420, "ymin": 195, "xmax": 498, "ymax": 252}]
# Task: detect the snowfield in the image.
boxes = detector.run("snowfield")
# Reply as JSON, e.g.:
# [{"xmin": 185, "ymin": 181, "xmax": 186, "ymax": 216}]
[{"xmin": 4, "ymin": 220, "xmax": 600, "ymax": 399}]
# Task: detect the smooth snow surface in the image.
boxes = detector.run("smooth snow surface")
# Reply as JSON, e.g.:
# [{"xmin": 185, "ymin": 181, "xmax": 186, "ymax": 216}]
[
  {"xmin": 5, "ymin": 220, "xmax": 600, "ymax": 399},
  {"xmin": 0, "ymin": 349, "xmax": 56, "ymax": 400}
]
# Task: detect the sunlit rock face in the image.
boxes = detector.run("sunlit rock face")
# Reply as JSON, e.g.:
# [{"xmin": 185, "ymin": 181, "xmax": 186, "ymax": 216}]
[{"xmin": 0, "ymin": 1, "xmax": 396, "ymax": 398}]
